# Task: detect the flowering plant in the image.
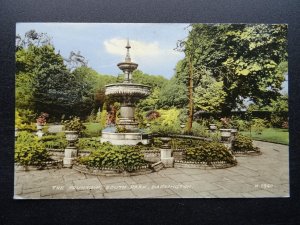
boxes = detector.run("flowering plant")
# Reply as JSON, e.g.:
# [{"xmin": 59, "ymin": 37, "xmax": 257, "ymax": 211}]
[
  {"xmin": 62, "ymin": 116, "xmax": 86, "ymax": 133},
  {"xmin": 36, "ymin": 112, "xmax": 49, "ymax": 125},
  {"xmin": 220, "ymin": 117, "xmax": 231, "ymax": 129}
]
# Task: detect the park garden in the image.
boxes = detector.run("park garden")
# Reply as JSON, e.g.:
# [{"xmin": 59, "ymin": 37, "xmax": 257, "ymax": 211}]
[{"xmin": 15, "ymin": 24, "xmax": 288, "ymax": 175}]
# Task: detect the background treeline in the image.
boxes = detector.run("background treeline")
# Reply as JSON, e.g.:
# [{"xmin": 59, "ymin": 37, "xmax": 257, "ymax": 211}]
[{"xmin": 16, "ymin": 24, "xmax": 288, "ymax": 129}]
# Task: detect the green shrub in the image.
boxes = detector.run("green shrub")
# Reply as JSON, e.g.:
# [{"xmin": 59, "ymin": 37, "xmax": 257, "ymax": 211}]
[
  {"xmin": 79, "ymin": 144, "xmax": 147, "ymax": 171},
  {"xmin": 15, "ymin": 111, "xmax": 36, "ymax": 132},
  {"xmin": 116, "ymin": 125, "xmax": 127, "ymax": 133},
  {"xmin": 270, "ymin": 113, "xmax": 287, "ymax": 128},
  {"xmin": 86, "ymin": 109, "xmax": 97, "ymax": 123},
  {"xmin": 185, "ymin": 141, "xmax": 236, "ymax": 164},
  {"xmin": 82, "ymin": 129, "xmax": 102, "ymax": 137},
  {"xmin": 191, "ymin": 122, "xmax": 210, "ymax": 137},
  {"xmin": 16, "ymin": 109, "xmax": 36, "ymax": 124},
  {"xmin": 252, "ymin": 118, "xmax": 266, "ymax": 134},
  {"xmin": 62, "ymin": 117, "xmax": 86, "ymax": 134},
  {"xmin": 15, "ymin": 131, "xmax": 51, "ymax": 167},
  {"xmin": 76, "ymin": 138, "xmax": 102, "ymax": 151},
  {"xmin": 82, "ymin": 123, "xmax": 102, "ymax": 137},
  {"xmin": 149, "ymin": 121, "xmax": 181, "ymax": 135},
  {"xmin": 40, "ymin": 133, "xmax": 67, "ymax": 149},
  {"xmin": 157, "ymin": 108, "xmax": 180, "ymax": 126},
  {"xmin": 232, "ymin": 134, "xmax": 258, "ymax": 152},
  {"xmin": 100, "ymin": 103, "xmax": 108, "ymax": 129},
  {"xmin": 148, "ymin": 108, "xmax": 182, "ymax": 135},
  {"xmin": 135, "ymin": 108, "xmax": 147, "ymax": 128}
]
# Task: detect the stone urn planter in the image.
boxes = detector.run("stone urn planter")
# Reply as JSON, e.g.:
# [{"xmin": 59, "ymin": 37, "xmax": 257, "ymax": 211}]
[
  {"xmin": 160, "ymin": 137, "xmax": 171, "ymax": 149},
  {"xmin": 231, "ymin": 128, "xmax": 238, "ymax": 137},
  {"xmin": 36, "ymin": 123, "xmax": 44, "ymax": 138},
  {"xmin": 64, "ymin": 131, "xmax": 79, "ymax": 168},
  {"xmin": 65, "ymin": 130, "xmax": 79, "ymax": 145},
  {"xmin": 209, "ymin": 124, "xmax": 217, "ymax": 132},
  {"xmin": 159, "ymin": 137, "xmax": 173, "ymax": 168},
  {"xmin": 219, "ymin": 129, "xmax": 232, "ymax": 142}
]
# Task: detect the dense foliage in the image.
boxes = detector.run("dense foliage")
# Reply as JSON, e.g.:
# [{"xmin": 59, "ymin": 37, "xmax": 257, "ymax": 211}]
[
  {"xmin": 16, "ymin": 27, "xmax": 288, "ymax": 133},
  {"xmin": 149, "ymin": 108, "xmax": 182, "ymax": 135},
  {"xmin": 62, "ymin": 117, "xmax": 86, "ymax": 134},
  {"xmin": 232, "ymin": 134, "xmax": 259, "ymax": 152},
  {"xmin": 76, "ymin": 138, "xmax": 103, "ymax": 151},
  {"xmin": 15, "ymin": 131, "xmax": 51, "ymax": 167},
  {"xmin": 185, "ymin": 141, "xmax": 237, "ymax": 164},
  {"xmin": 40, "ymin": 133, "xmax": 67, "ymax": 149},
  {"xmin": 79, "ymin": 143, "xmax": 147, "ymax": 171},
  {"xmin": 176, "ymin": 24, "xmax": 288, "ymax": 115}
]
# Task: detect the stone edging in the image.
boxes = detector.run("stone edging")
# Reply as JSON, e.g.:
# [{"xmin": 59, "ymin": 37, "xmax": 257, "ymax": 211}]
[
  {"xmin": 233, "ymin": 150, "xmax": 262, "ymax": 157},
  {"xmin": 174, "ymin": 160, "xmax": 236, "ymax": 169},
  {"xmin": 72, "ymin": 163, "xmax": 153, "ymax": 177},
  {"xmin": 46, "ymin": 148, "xmax": 91, "ymax": 153},
  {"xmin": 15, "ymin": 160, "xmax": 63, "ymax": 171}
]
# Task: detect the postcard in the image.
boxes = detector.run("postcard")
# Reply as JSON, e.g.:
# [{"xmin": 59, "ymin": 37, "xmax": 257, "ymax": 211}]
[{"xmin": 14, "ymin": 23, "xmax": 289, "ymax": 199}]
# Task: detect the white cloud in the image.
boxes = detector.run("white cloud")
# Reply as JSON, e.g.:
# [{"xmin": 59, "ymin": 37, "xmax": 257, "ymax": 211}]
[
  {"xmin": 103, "ymin": 38, "xmax": 181, "ymax": 61},
  {"xmin": 103, "ymin": 38, "xmax": 183, "ymax": 77}
]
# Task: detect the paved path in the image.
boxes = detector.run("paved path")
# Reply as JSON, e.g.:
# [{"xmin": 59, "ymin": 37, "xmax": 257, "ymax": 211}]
[{"xmin": 14, "ymin": 141, "xmax": 289, "ymax": 199}]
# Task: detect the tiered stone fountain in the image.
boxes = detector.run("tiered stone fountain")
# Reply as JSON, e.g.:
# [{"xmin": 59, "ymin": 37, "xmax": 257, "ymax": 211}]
[{"xmin": 101, "ymin": 40, "xmax": 151, "ymax": 145}]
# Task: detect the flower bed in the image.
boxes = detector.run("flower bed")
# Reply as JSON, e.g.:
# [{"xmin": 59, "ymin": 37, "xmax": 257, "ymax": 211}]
[
  {"xmin": 172, "ymin": 140, "xmax": 237, "ymax": 169},
  {"xmin": 77, "ymin": 143, "xmax": 151, "ymax": 174},
  {"xmin": 232, "ymin": 134, "xmax": 261, "ymax": 156}
]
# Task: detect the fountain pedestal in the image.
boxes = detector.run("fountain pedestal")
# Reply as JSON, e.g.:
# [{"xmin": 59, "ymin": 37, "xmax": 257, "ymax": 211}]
[
  {"xmin": 118, "ymin": 104, "xmax": 138, "ymax": 131},
  {"xmin": 160, "ymin": 137, "xmax": 174, "ymax": 168}
]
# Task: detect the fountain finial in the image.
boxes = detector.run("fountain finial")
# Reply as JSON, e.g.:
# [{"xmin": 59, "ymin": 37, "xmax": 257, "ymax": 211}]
[{"xmin": 125, "ymin": 39, "xmax": 131, "ymax": 62}]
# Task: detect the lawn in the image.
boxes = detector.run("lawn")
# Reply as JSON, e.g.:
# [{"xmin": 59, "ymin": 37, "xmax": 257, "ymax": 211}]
[
  {"xmin": 241, "ymin": 128, "xmax": 289, "ymax": 145},
  {"xmin": 83, "ymin": 122, "xmax": 102, "ymax": 137}
]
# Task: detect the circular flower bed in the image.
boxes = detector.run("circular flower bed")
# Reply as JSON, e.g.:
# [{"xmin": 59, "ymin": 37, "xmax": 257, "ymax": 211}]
[
  {"xmin": 174, "ymin": 140, "xmax": 237, "ymax": 169},
  {"xmin": 76, "ymin": 143, "xmax": 152, "ymax": 176}
]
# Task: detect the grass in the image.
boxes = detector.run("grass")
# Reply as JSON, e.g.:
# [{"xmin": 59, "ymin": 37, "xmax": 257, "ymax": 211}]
[
  {"xmin": 83, "ymin": 123, "xmax": 289, "ymax": 145},
  {"xmin": 241, "ymin": 128, "xmax": 289, "ymax": 145},
  {"xmin": 83, "ymin": 122, "xmax": 102, "ymax": 137}
]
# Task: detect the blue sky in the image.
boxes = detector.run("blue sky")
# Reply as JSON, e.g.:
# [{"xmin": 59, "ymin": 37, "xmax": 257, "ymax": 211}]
[{"xmin": 16, "ymin": 23, "xmax": 189, "ymax": 79}]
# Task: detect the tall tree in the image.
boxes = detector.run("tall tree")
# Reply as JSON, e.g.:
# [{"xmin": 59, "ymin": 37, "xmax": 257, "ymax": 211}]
[
  {"xmin": 157, "ymin": 77, "xmax": 188, "ymax": 109},
  {"xmin": 16, "ymin": 30, "xmax": 100, "ymax": 120},
  {"xmin": 177, "ymin": 24, "xmax": 288, "ymax": 115},
  {"xmin": 194, "ymin": 74, "xmax": 226, "ymax": 112}
]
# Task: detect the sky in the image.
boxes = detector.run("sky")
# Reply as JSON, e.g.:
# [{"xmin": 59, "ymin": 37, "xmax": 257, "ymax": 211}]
[
  {"xmin": 16, "ymin": 23, "xmax": 189, "ymax": 79},
  {"xmin": 16, "ymin": 23, "xmax": 288, "ymax": 93}
]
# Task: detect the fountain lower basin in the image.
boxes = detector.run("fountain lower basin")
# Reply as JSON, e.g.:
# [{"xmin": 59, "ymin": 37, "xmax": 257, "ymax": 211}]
[{"xmin": 101, "ymin": 127, "xmax": 150, "ymax": 145}]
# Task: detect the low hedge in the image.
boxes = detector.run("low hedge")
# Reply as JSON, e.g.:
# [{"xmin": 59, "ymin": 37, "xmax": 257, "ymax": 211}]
[
  {"xmin": 78, "ymin": 143, "xmax": 147, "ymax": 172},
  {"xmin": 15, "ymin": 131, "xmax": 52, "ymax": 167},
  {"xmin": 76, "ymin": 138, "xmax": 103, "ymax": 151},
  {"xmin": 40, "ymin": 133, "xmax": 67, "ymax": 149},
  {"xmin": 185, "ymin": 141, "xmax": 237, "ymax": 165},
  {"xmin": 232, "ymin": 134, "xmax": 259, "ymax": 152}
]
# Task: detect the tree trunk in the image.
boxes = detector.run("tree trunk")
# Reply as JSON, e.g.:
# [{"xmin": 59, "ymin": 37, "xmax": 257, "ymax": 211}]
[{"xmin": 186, "ymin": 54, "xmax": 193, "ymax": 133}]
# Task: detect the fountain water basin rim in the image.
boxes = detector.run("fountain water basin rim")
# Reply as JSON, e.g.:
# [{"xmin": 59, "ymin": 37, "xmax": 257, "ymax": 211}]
[
  {"xmin": 101, "ymin": 131, "xmax": 150, "ymax": 145},
  {"xmin": 105, "ymin": 83, "xmax": 151, "ymax": 97}
]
